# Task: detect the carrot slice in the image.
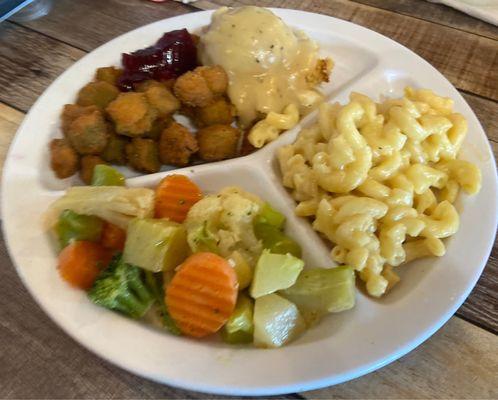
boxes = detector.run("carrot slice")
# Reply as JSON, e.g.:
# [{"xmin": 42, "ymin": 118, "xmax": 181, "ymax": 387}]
[
  {"xmin": 59, "ymin": 241, "xmax": 111, "ymax": 290},
  {"xmin": 101, "ymin": 222, "xmax": 126, "ymax": 251},
  {"xmin": 154, "ymin": 174, "xmax": 202, "ymax": 222},
  {"xmin": 166, "ymin": 252, "xmax": 238, "ymax": 337}
]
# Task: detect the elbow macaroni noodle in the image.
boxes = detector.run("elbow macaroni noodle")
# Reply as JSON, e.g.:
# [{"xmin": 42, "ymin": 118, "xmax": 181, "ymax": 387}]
[
  {"xmin": 248, "ymin": 103, "xmax": 300, "ymax": 148},
  {"xmin": 248, "ymin": 87, "xmax": 326, "ymax": 149},
  {"xmin": 278, "ymin": 87, "xmax": 482, "ymax": 297}
]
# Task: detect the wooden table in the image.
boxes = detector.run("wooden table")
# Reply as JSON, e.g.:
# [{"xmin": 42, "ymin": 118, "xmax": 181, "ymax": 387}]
[{"xmin": 1, "ymin": 0, "xmax": 497, "ymax": 398}]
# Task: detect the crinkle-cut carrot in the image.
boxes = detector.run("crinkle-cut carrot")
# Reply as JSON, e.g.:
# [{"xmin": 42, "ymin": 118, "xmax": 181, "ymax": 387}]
[
  {"xmin": 58, "ymin": 241, "xmax": 111, "ymax": 290},
  {"xmin": 154, "ymin": 174, "xmax": 202, "ymax": 222},
  {"xmin": 165, "ymin": 252, "xmax": 238, "ymax": 337},
  {"xmin": 101, "ymin": 222, "xmax": 126, "ymax": 251}
]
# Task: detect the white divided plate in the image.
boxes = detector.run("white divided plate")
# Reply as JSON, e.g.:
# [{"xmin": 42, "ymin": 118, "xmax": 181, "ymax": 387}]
[{"xmin": 2, "ymin": 9, "xmax": 497, "ymax": 396}]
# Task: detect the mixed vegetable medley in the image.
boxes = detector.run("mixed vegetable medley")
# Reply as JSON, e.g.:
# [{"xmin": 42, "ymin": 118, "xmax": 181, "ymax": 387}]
[{"xmin": 45, "ymin": 165, "xmax": 355, "ymax": 347}]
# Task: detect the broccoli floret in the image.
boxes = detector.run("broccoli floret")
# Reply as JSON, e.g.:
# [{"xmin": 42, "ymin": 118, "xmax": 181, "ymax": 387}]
[{"xmin": 88, "ymin": 254, "xmax": 154, "ymax": 318}]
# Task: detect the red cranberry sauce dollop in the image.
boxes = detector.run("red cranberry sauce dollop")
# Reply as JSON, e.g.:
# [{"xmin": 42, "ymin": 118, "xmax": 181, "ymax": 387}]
[{"xmin": 118, "ymin": 29, "xmax": 197, "ymax": 91}]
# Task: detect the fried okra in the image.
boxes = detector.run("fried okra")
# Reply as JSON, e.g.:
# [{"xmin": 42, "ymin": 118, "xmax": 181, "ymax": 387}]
[
  {"xmin": 134, "ymin": 80, "xmax": 163, "ymax": 92},
  {"xmin": 95, "ymin": 66, "xmax": 123, "ymax": 86},
  {"xmin": 79, "ymin": 155, "xmax": 106, "ymax": 184},
  {"xmin": 196, "ymin": 66, "xmax": 228, "ymax": 97},
  {"xmin": 67, "ymin": 109, "xmax": 108, "ymax": 155},
  {"xmin": 144, "ymin": 85, "xmax": 180, "ymax": 117},
  {"xmin": 49, "ymin": 138, "xmax": 79, "ymax": 179},
  {"xmin": 77, "ymin": 81, "xmax": 120, "ymax": 110},
  {"xmin": 106, "ymin": 92, "xmax": 158, "ymax": 137},
  {"xmin": 61, "ymin": 104, "xmax": 99, "ymax": 136},
  {"xmin": 197, "ymin": 124, "xmax": 239, "ymax": 161},
  {"xmin": 173, "ymin": 65, "xmax": 228, "ymax": 107},
  {"xmin": 194, "ymin": 98, "xmax": 233, "ymax": 127},
  {"xmin": 173, "ymin": 71, "xmax": 213, "ymax": 107},
  {"xmin": 159, "ymin": 122, "xmax": 198, "ymax": 167},
  {"xmin": 101, "ymin": 133, "xmax": 128, "ymax": 165},
  {"xmin": 125, "ymin": 138, "xmax": 161, "ymax": 173},
  {"xmin": 145, "ymin": 116, "xmax": 173, "ymax": 141}
]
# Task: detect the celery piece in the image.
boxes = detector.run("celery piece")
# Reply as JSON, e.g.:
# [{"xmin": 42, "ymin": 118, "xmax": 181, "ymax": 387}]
[
  {"xmin": 250, "ymin": 250, "xmax": 304, "ymax": 298},
  {"xmin": 255, "ymin": 202, "xmax": 286, "ymax": 229},
  {"xmin": 221, "ymin": 293, "xmax": 254, "ymax": 344},
  {"xmin": 228, "ymin": 251, "xmax": 253, "ymax": 290},
  {"xmin": 91, "ymin": 164, "xmax": 125, "ymax": 186},
  {"xmin": 144, "ymin": 271, "xmax": 181, "ymax": 335},
  {"xmin": 123, "ymin": 218, "xmax": 189, "ymax": 272},
  {"xmin": 253, "ymin": 293, "xmax": 305, "ymax": 348},
  {"xmin": 281, "ymin": 266, "xmax": 355, "ymax": 325},
  {"xmin": 254, "ymin": 222, "xmax": 302, "ymax": 258},
  {"xmin": 56, "ymin": 209, "xmax": 103, "ymax": 249}
]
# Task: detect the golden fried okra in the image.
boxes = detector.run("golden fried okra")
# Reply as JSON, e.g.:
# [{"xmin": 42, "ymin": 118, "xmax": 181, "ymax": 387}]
[
  {"xmin": 106, "ymin": 92, "xmax": 158, "ymax": 137},
  {"xmin": 61, "ymin": 104, "xmax": 99, "ymax": 136},
  {"xmin": 197, "ymin": 124, "xmax": 240, "ymax": 161},
  {"xmin": 196, "ymin": 65, "xmax": 228, "ymax": 97},
  {"xmin": 79, "ymin": 155, "xmax": 106, "ymax": 184},
  {"xmin": 49, "ymin": 138, "xmax": 79, "ymax": 179},
  {"xmin": 101, "ymin": 133, "xmax": 128, "ymax": 165},
  {"xmin": 145, "ymin": 116, "xmax": 173, "ymax": 141},
  {"xmin": 159, "ymin": 122, "xmax": 198, "ymax": 167},
  {"xmin": 144, "ymin": 85, "xmax": 180, "ymax": 117},
  {"xmin": 67, "ymin": 110, "xmax": 108, "ymax": 155},
  {"xmin": 194, "ymin": 98, "xmax": 233, "ymax": 127},
  {"xmin": 77, "ymin": 81, "xmax": 120, "ymax": 110},
  {"xmin": 95, "ymin": 66, "xmax": 123, "ymax": 86},
  {"xmin": 134, "ymin": 80, "xmax": 163, "ymax": 92},
  {"xmin": 173, "ymin": 71, "xmax": 214, "ymax": 108},
  {"xmin": 126, "ymin": 138, "xmax": 161, "ymax": 173}
]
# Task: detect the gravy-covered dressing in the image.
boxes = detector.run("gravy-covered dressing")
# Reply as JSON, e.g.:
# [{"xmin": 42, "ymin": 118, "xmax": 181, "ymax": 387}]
[{"xmin": 200, "ymin": 7, "xmax": 320, "ymax": 127}]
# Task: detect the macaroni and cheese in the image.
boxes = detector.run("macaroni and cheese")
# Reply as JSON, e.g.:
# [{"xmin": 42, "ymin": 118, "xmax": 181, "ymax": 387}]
[{"xmin": 278, "ymin": 87, "xmax": 482, "ymax": 297}]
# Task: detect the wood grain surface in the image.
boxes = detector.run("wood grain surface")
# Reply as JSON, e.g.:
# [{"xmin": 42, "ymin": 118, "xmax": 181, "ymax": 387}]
[
  {"xmin": 353, "ymin": 0, "xmax": 498, "ymax": 39},
  {"xmin": 0, "ymin": 0, "xmax": 497, "ymax": 398}
]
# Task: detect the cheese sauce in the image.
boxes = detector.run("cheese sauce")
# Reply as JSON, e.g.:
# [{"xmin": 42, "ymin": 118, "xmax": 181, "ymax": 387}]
[{"xmin": 200, "ymin": 6, "xmax": 321, "ymax": 127}]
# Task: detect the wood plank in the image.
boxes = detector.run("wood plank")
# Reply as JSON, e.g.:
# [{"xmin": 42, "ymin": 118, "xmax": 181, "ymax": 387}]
[
  {"xmin": 301, "ymin": 317, "xmax": 498, "ymax": 399},
  {"xmin": 15, "ymin": 0, "xmax": 194, "ymax": 52},
  {"xmin": 0, "ymin": 104, "xmax": 24, "ymax": 179},
  {"xmin": 351, "ymin": 0, "xmax": 498, "ymax": 40},
  {"xmin": 458, "ymin": 241, "xmax": 498, "ymax": 334},
  {"xmin": 0, "ymin": 22, "xmax": 85, "ymax": 112},
  {"xmin": 462, "ymin": 92, "xmax": 498, "ymax": 143},
  {"xmin": 208, "ymin": 0, "xmax": 498, "ymax": 101}
]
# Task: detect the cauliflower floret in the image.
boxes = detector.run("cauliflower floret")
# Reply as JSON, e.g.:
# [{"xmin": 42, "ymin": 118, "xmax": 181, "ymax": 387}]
[{"xmin": 184, "ymin": 186, "xmax": 263, "ymax": 265}]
